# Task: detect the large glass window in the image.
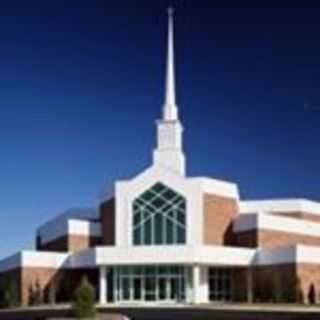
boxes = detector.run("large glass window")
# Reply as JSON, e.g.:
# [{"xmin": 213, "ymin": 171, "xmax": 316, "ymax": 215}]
[
  {"xmin": 114, "ymin": 265, "xmax": 189, "ymax": 302},
  {"xmin": 208, "ymin": 268, "xmax": 232, "ymax": 301},
  {"xmin": 133, "ymin": 183, "xmax": 186, "ymax": 245}
]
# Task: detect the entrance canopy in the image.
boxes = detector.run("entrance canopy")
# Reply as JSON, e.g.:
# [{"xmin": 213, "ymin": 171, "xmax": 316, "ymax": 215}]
[{"xmin": 69, "ymin": 245, "xmax": 255, "ymax": 269}]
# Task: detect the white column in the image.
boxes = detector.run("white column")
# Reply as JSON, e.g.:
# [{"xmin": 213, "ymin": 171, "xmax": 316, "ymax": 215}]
[
  {"xmin": 99, "ymin": 266, "xmax": 107, "ymax": 305},
  {"xmin": 192, "ymin": 265, "xmax": 209, "ymax": 304},
  {"xmin": 200, "ymin": 267, "xmax": 209, "ymax": 303}
]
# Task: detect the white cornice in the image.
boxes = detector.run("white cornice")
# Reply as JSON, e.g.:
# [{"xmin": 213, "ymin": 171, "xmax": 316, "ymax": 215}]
[
  {"xmin": 240, "ymin": 199, "xmax": 320, "ymax": 216},
  {"xmin": 3, "ymin": 245, "xmax": 320, "ymax": 272},
  {"xmin": 94, "ymin": 245, "xmax": 254, "ymax": 267},
  {"xmin": 190, "ymin": 177, "xmax": 239, "ymax": 200},
  {"xmin": 0, "ymin": 252, "xmax": 69, "ymax": 273}
]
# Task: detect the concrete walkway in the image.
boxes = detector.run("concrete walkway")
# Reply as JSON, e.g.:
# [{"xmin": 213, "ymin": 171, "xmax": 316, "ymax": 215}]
[{"xmin": 2, "ymin": 303, "xmax": 320, "ymax": 320}]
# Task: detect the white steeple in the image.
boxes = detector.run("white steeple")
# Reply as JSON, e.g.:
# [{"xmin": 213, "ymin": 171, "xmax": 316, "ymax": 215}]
[
  {"xmin": 153, "ymin": 7, "xmax": 185, "ymax": 175},
  {"xmin": 163, "ymin": 6, "xmax": 178, "ymax": 120}
]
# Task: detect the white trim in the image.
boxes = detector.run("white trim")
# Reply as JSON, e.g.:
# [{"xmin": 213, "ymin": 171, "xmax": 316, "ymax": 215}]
[
  {"xmin": 116, "ymin": 165, "xmax": 204, "ymax": 247},
  {"xmin": 0, "ymin": 251, "xmax": 70, "ymax": 273},
  {"xmin": 189, "ymin": 177, "xmax": 239, "ymax": 200},
  {"xmin": 37, "ymin": 219, "xmax": 102, "ymax": 245},
  {"xmin": 233, "ymin": 212, "xmax": 320, "ymax": 237},
  {"xmin": 4, "ymin": 245, "xmax": 320, "ymax": 272},
  {"xmin": 240, "ymin": 199, "xmax": 320, "ymax": 216},
  {"xmin": 69, "ymin": 220, "xmax": 101, "ymax": 237},
  {"xmin": 21, "ymin": 251, "xmax": 69, "ymax": 268},
  {"xmin": 296, "ymin": 245, "xmax": 320, "ymax": 264},
  {"xmin": 94, "ymin": 245, "xmax": 255, "ymax": 267}
]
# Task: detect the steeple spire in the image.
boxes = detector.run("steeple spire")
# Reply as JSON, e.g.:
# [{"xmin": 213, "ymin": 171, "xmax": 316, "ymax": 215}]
[
  {"xmin": 163, "ymin": 6, "xmax": 178, "ymax": 120},
  {"xmin": 153, "ymin": 7, "xmax": 186, "ymax": 176}
]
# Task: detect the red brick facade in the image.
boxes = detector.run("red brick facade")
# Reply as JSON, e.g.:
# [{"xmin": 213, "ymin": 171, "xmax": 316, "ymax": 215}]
[
  {"xmin": 296, "ymin": 264, "xmax": 320, "ymax": 304},
  {"xmin": 0, "ymin": 267, "xmax": 99, "ymax": 306},
  {"xmin": 271, "ymin": 211, "xmax": 320, "ymax": 223},
  {"xmin": 20, "ymin": 267, "xmax": 58, "ymax": 306},
  {"xmin": 37, "ymin": 235, "xmax": 101, "ymax": 253},
  {"xmin": 235, "ymin": 229, "xmax": 320, "ymax": 249},
  {"xmin": 100, "ymin": 198, "xmax": 116, "ymax": 246},
  {"xmin": 203, "ymin": 193, "xmax": 239, "ymax": 245}
]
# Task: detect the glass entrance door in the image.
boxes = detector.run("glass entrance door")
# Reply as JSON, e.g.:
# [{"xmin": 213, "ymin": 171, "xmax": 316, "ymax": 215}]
[
  {"xmin": 115, "ymin": 265, "xmax": 189, "ymax": 303},
  {"xmin": 158, "ymin": 277, "xmax": 167, "ymax": 300},
  {"xmin": 133, "ymin": 277, "xmax": 142, "ymax": 300}
]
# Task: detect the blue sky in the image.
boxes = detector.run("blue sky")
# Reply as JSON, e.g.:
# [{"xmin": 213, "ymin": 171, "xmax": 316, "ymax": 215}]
[{"xmin": 1, "ymin": 1, "xmax": 320, "ymax": 257}]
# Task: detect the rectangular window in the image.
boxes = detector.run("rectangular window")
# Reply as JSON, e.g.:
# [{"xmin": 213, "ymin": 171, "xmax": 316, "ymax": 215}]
[
  {"xmin": 144, "ymin": 219, "xmax": 152, "ymax": 244},
  {"xmin": 177, "ymin": 226, "xmax": 185, "ymax": 243},
  {"xmin": 154, "ymin": 213, "xmax": 163, "ymax": 244},
  {"xmin": 208, "ymin": 268, "xmax": 231, "ymax": 302},
  {"xmin": 166, "ymin": 219, "xmax": 174, "ymax": 244},
  {"xmin": 133, "ymin": 228, "xmax": 141, "ymax": 245}
]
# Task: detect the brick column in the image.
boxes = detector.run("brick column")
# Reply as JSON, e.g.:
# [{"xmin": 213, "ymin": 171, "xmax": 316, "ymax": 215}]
[
  {"xmin": 99, "ymin": 266, "xmax": 107, "ymax": 304},
  {"xmin": 247, "ymin": 267, "xmax": 253, "ymax": 303}
]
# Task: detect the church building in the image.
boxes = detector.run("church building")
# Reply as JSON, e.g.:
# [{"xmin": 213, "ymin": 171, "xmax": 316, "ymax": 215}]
[{"xmin": 1, "ymin": 9, "xmax": 320, "ymax": 306}]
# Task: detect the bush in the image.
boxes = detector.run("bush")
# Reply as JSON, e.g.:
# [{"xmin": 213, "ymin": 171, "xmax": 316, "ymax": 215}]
[
  {"xmin": 282, "ymin": 284, "xmax": 297, "ymax": 303},
  {"xmin": 2, "ymin": 279, "xmax": 19, "ymax": 308},
  {"xmin": 72, "ymin": 277, "xmax": 96, "ymax": 319}
]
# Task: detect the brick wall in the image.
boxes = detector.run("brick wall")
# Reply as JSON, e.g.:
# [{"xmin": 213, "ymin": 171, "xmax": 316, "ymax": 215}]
[
  {"xmin": 100, "ymin": 198, "xmax": 116, "ymax": 246},
  {"xmin": 20, "ymin": 267, "xmax": 58, "ymax": 306},
  {"xmin": 38, "ymin": 235, "xmax": 101, "ymax": 252},
  {"xmin": 253, "ymin": 264, "xmax": 297, "ymax": 302},
  {"xmin": 296, "ymin": 264, "xmax": 320, "ymax": 304},
  {"xmin": 203, "ymin": 193, "xmax": 239, "ymax": 245},
  {"xmin": 271, "ymin": 211, "xmax": 320, "ymax": 223},
  {"xmin": 0, "ymin": 267, "xmax": 99, "ymax": 306},
  {"xmin": 235, "ymin": 229, "xmax": 320, "ymax": 249}
]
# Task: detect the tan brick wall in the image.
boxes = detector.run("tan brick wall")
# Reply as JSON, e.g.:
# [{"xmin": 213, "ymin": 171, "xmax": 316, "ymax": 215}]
[
  {"xmin": 20, "ymin": 267, "xmax": 58, "ymax": 306},
  {"xmin": 235, "ymin": 229, "xmax": 320, "ymax": 249},
  {"xmin": 100, "ymin": 198, "xmax": 116, "ymax": 246},
  {"xmin": 13, "ymin": 267, "xmax": 99, "ymax": 306},
  {"xmin": 203, "ymin": 193, "xmax": 239, "ymax": 245},
  {"xmin": 237, "ymin": 264, "xmax": 320, "ymax": 304},
  {"xmin": 38, "ymin": 235, "xmax": 101, "ymax": 252},
  {"xmin": 68, "ymin": 235, "xmax": 101, "ymax": 252},
  {"xmin": 296, "ymin": 264, "xmax": 320, "ymax": 304},
  {"xmin": 259, "ymin": 230, "xmax": 320, "ymax": 248},
  {"xmin": 253, "ymin": 264, "xmax": 297, "ymax": 302},
  {"xmin": 271, "ymin": 211, "xmax": 320, "ymax": 223}
]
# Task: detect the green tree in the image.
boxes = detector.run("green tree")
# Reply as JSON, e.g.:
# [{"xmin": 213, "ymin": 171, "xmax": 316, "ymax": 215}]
[
  {"xmin": 72, "ymin": 277, "xmax": 96, "ymax": 319},
  {"xmin": 2, "ymin": 279, "xmax": 19, "ymax": 308}
]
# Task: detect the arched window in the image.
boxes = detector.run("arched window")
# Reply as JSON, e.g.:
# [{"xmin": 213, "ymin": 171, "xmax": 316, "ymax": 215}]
[{"xmin": 132, "ymin": 182, "xmax": 186, "ymax": 245}]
